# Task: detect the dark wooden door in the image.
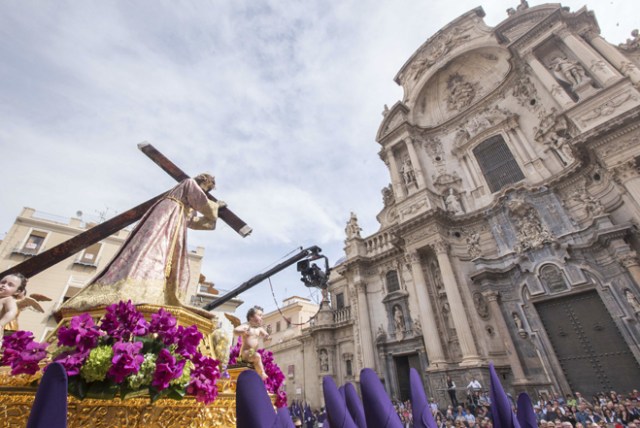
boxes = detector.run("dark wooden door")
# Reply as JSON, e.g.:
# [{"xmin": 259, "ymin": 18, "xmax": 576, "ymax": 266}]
[
  {"xmin": 394, "ymin": 354, "xmax": 422, "ymax": 402},
  {"xmin": 536, "ymin": 291, "xmax": 640, "ymax": 397}
]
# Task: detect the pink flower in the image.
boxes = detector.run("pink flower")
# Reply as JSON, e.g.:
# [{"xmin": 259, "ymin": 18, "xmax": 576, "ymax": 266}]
[
  {"xmin": 57, "ymin": 313, "xmax": 102, "ymax": 352},
  {"xmin": 152, "ymin": 348, "xmax": 185, "ymax": 390},
  {"xmin": 186, "ymin": 354, "xmax": 220, "ymax": 404},
  {"xmin": 53, "ymin": 349, "xmax": 90, "ymax": 377},
  {"xmin": 107, "ymin": 341, "xmax": 144, "ymax": 383},
  {"xmin": 175, "ymin": 325, "xmax": 203, "ymax": 359},
  {"xmin": 100, "ymin": 301, "xmax": 149, "ymax": 341},
  {"xmin": 1, "ymin": 331, "xmax": 48, "ymax": 375},
  {"xmin": 149, "ymin": 308, "xmax": 178, "ymax": 345}
]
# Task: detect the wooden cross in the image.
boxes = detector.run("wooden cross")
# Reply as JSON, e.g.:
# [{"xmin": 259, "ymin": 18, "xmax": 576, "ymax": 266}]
[{"xmin": 0, "ymin": 143, "xmax": 251, "ymax": 279}]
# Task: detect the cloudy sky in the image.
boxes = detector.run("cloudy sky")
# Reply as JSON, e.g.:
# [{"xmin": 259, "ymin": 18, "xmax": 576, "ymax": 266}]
[{"xmin": 1, "ymin": 0, "xmax": 636, "ymax": 314}]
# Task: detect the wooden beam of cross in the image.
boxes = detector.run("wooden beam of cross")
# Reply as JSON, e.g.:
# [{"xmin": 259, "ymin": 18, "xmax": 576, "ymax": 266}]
[
  {"xmin": 0, "ymin": 144, "xmax": 251, "ymax": 280},
  {"xmin": 137, "ymin": 142, "xmax": 252, "ymax": 237}
]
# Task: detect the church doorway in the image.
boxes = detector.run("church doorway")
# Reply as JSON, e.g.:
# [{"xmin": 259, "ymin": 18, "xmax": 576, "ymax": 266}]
[
  {"xmin": 394, "ymin": 353, "xmax": 421, "ymax": 402},
  {"xmin": 536, "ymin": 290, "xmax": 640, "ymax": 397}
]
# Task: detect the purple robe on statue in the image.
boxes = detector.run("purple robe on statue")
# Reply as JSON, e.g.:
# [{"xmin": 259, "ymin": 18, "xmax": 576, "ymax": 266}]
[{"xmin": 61, "ymin": 178, "xmax": 219, "ymax": 312}]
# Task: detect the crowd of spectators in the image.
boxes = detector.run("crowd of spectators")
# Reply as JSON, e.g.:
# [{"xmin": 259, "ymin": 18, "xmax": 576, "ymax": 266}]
[{"xmin": 391, "ymin": 386, "xmax": 640, "ymax": 428}]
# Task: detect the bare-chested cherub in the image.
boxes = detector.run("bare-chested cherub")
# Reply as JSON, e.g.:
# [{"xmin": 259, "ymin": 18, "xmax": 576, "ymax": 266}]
[
  {"xmin": 234, "ymin": 305, "xmax": 271, "ymax": 380},
  {"xmin": 0, "ymin": 273, "xmax": 28, "ymax": 337}
]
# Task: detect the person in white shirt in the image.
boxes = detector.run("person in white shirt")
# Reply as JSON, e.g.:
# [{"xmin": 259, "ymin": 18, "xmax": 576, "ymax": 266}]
[{"xmin": 467, "ymin": 377, "xmax": 482, "ymax": 391}]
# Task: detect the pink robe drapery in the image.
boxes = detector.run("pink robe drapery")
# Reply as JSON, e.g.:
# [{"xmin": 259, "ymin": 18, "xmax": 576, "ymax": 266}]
[{"xmin": 61, "ymin": 178, "xmax": 219, "ymax": 312}]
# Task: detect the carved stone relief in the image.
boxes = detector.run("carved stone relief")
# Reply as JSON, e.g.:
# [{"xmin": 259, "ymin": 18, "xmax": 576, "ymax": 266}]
[
  {"xmin": 595, "ymin": 132, "xmax": 640, "ymax": 159},
  {"xmin": 446, "ymin": 73, "xmax": 480, "ymax": 111},
  {"xmin": 618, "ymin": 29, "xmax": 640, "ymax": 51},
  {"xmin": 568, "ymin": 186, "xmax": 605, "ymax": 217},
  {"xmin": 507, "ymin": 197, "xmax": 553, "ymax": 253},
  {"xmin": 511, "ymin": 71, "xmax": 541, "ymax": 111},
  {"xmin": 422, "ymin": 137, "xmax": 444, "ymax": 163},
  {"xmin": 577, "ymin": 92, "xmax": 640, "ymax": 128},
  {"xmin": 464, "ymin": 229, "xmax": 482, "ymax": 258},
  {"xmin": 453, "ymin": 105, "xmax": 512, "ymax": 151}
]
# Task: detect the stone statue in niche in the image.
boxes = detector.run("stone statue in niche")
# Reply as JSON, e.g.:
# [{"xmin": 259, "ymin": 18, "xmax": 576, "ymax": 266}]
[
  {"xmin": 544, "ymin": 130, "xmax": 574, "ymax": 165},
  {"xmin": 508, "ymin": 198, "xmax": 552, "ymax": 252},
  {"xmin": 549, "ymin": 57, "xmax": 591, "ymax": 89},
  {"xmin": 431, "ymin": 260, "xmax": 444, "ymax": 290},
  {"xmin": 442, "ymin": 301, "xmax": 455, "ymax": 332},
  {"xmin": 444, "ymin": 188, "xmax": 465, "ymax": 215},
  {"xmin": 401, "ymin": 157, "xmax": 417, "ymax": 187},
  {"xmin": 319, "ymin": 349, "xmax": 329, "ymax": 372},
  {"xmin": 393, "ymin": 305, "xmax": 405, "ymax": 340},
  {"xmin": 345, "ymin": 211, "xmax": 362, "ymax": 239},
  {"xmin": 376, "ymin": 324, "xmax": 387, "ymax": 342},
  {"xmin": 473, "ymin": 292, "xmax": 490, "ymax": 319},
  {"xmin": 512, "ymin": 312, "xmax": 524, "ymax": 329},
  {"xmin": 382, "ymin": 184, "xmax": 395, "ymax": 207},
  {"xmin": 625, "ymin": 289, "xmax": 640, "ymax": 315}
]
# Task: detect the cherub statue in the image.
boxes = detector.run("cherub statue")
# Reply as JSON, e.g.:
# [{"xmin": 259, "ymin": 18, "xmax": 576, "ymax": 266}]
[
  {"xmin": 0, "ymin": 273, "xmax": 28, "ymax": 337},
  {"xmin": 5, "ymin": 291, "xmax": 52, "ymax": 333},
  {"xmin": 233, "ymin": 305, "xmax": 272, "ymax": 380}
]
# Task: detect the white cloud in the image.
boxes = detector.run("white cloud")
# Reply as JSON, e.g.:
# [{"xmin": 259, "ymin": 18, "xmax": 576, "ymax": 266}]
[{"xmin": 0, "ymin": 0, "xmax": 636, "ymax": 312}]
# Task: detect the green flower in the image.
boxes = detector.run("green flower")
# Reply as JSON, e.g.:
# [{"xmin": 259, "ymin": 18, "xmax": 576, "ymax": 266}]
[
  {"xmin": 127, "ymin": 353, "xmax": 157, "ymax": 390},
  {"xmin": 170, "ymin": 359, "xmax": 193, "ymax": 388},
  {"xmin": 80, "ymin": 345, "xmax": 114, "ymax": 383}
]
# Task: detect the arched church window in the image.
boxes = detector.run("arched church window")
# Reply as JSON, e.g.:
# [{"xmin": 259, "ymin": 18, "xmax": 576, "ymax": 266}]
[
  {"xmin": 473, "ymin": 135, "xmax": 525, "ymax": 193},
  {"xmin": 539, "ymin": 264, "xmax": 568, "ymax": 292},
  {"xmin": 386, "ymin": 270, "xmax": 400, "ymax": 293}
]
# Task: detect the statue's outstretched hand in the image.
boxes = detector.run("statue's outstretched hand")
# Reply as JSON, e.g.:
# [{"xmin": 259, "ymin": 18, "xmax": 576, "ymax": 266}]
[{"xmin": 217, "ymin": 200, "xmax": 227, "ymax": 209}]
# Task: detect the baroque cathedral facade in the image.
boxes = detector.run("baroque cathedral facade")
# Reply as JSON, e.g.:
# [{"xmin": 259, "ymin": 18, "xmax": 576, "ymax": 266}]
[{"xmin": 308, "ymin": 2, "xmax": 640, "ymax": 405}]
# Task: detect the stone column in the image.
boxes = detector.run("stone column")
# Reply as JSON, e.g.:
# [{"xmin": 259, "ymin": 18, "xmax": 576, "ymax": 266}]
[
  {"xmin": 406, "ymin": 139, "xmax": 426, "ymax": 188},
  {"xmin": 511, "ymin": 123, "xmax": 550, "ymax": 180},
  {"xmin": 585, "ymin": 31, "xmax": 640, "ymax": 85},
  {"xmin": 614, "ymin": 159, "xmax": 640, "ymax": 212},
  {"xmin": 524, "ymin": 52, "xmax": 574, "ymax": 108},
  {"xmin": 382, "ymin": 150, "xmax": 407, "ymax": 199},
  {"xmin": 406, "ymin": 249, "xmax": 447, "ymax": 367},
  {"xmin": 355, "ymin": 281, "xmax": 376, "ymax": 370},
  {"xmin": 558, "ymin": 29, "xmax": 620, "ymax": 86},
  {"xmin": 432, "ymin": 240, "xmax": 482, "ymax": 365},
  {"xmin": 617, "ymin": 252, "xmax": 640, "ymax": 288},
  {"xmin": 483, "ymin": 291, "xmax": 528, "ymax": 384}
]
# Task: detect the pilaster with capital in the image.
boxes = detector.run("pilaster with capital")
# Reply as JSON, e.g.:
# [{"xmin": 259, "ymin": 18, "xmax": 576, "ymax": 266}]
[
  {"xmin": 406, "ymin": 249, "xmax": 446, "ymax": 367},
  {"xmin": 585, "ymin": 32, "xmax": 640, "ymax": 85},
  {"xmin": 524, "ymin": 52, "xmax": 574, "ymax": 108},
  {"xmin": 354, "ymin": 281, "xmax": 376, "ymax": 370},
  {"xmin": 482, "ymin": 291, "xmax": 528, "ymax": 383},
  {"xmin": 431, "ymin": 239, "xmax": 482, "ymax": 365},
  {"xmin": 617, "ymin": 252, "xmax": 640, "ymax": 288},
  {"xmin": 558, "ymin": 29, "xmax": 620, "ymax": 86},
  {"xmin": 613, "ymin": 160, "xmax": 640, "ymax": 211},
  {"xmin": 406, "ymin": 139, "xmax": 426, "ymax": 188}
]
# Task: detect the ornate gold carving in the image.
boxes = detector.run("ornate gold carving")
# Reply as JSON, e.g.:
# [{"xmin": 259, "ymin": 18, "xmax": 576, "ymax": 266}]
[{"xmin": 0, "ymin": 368, "xmax": 261, "ymax": 428}]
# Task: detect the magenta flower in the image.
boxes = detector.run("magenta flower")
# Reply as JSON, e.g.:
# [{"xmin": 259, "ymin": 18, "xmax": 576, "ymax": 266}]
[
  {"xmin": 57, "ymin": 313, "xmax": 102, "ymax": 352},
  {"xmin": 174, "ymin": 325, "xmax": 203, "ymax": 359},
  {"xmin": 100, "ymin": 301, "xmax": 149, "ymax": 341},
  {"xmin": 149, "ymin": 308, "xmax": 178, "ymax": 345},
  {"xmin": 1, "ymin": 331, "xmax": 48, "ymax": 375},
  {"xmin": 53, "ymin": 349, "xmax": 90, "ymax": 377},
  {"xmin": 186, "ymin": 354, "xmax": 220, "ymax": 404},
  {"xmin": 152, "ymin": 348, "xmax": 185, "ymax": 390},
  {"xmin": 228, "ymin": 336, "xmax": 242, "ymax": 365},
  {"xmin": 107, "ymin": 341, "xmax": 144, "ymax": 383},
  {"xmin": 258, "ymin": 348, "xmax": 287, "ymax": 407}
]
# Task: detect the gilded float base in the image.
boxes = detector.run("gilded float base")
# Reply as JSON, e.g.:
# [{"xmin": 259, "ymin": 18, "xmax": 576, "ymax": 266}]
[{"xmin": 0, "ymin": 367, "xmax": 260, "ymax": 428}]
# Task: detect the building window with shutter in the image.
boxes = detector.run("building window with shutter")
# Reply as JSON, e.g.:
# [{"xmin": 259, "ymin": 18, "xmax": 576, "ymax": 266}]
[
  {"xmin": 19, "ymin": 230, "xmax": 47, "ymax": 255},
  {"xmin": 473, "ymin": 135, "xmax": 525, "ymax": 193},
  {"xmin": 386, "ymin": 270, "xmax": 400, "ymax": 293},
  {"xmin": 75, "ymin": 243, "xmax": 102, "ymax": 267}
]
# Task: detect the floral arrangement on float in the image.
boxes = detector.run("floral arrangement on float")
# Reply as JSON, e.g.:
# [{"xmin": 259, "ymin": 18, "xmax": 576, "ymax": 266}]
[
  {"xmin": 229, "ymin": 336, "xmax": 287, "ymax": 408},
  {"xmin": 0, "ymin": 301, "xmax": 221, "ymax": 403}
]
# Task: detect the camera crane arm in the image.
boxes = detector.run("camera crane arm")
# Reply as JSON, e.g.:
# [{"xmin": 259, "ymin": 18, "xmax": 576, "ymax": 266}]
[{"xmin": 202, "ymin": 246, "xmax": 329, "ymax": 311}]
